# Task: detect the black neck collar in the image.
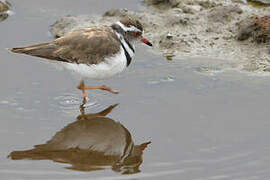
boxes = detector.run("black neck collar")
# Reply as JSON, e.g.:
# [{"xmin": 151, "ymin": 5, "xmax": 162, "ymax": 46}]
[{"xmin": 111, "ymin": 24, "xmax": 134, "ymax": 67}]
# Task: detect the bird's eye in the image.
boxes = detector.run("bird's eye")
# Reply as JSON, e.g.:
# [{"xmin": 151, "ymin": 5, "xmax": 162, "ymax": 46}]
[{"xmin": 134, "ymin": 31, "xmax": 141, "ymax": 37}]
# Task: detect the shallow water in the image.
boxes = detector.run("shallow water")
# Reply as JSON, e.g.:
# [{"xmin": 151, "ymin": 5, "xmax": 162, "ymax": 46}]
[{"xmin": 1, "ymin": 0, "xmax": 270, "ymax": 179}]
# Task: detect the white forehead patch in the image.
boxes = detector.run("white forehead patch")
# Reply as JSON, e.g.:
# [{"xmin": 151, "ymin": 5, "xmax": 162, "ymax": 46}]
[{"xmin": 116, "ymin": 21, "xmax": 142, "ymax": 32}]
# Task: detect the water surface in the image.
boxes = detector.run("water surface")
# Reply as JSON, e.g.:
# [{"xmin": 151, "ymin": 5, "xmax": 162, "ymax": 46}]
[{"xmin": 1, "ymin": 0, "xmax": 270, "ymax": 179}]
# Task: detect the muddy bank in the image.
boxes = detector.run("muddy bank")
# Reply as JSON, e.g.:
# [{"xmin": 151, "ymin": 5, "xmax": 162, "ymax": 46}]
[
  {"xmin": 248, "ymin": 0, "xmax": 270, "ymax": 5},
  {"xmin": 51, "ymin": 0, "xmax": 270, "ymax": 75},
  {"xmin": 0, "ymin": 1, "xmax": 11, "ymax": 21},
  {"xmin": 0, "ymin": 1, "xmax": 10, "ymax": 12}
]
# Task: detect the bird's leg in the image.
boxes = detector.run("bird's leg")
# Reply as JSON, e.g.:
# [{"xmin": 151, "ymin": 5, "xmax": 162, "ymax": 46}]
[
  {"xmin": 77, "ymin": 80, "xmax": 87, "ymax": 99},
  {"xmin": 84, "ymin": 85, "xmax": 119, "ymax": 94},
  {"xmin": 77, "ymin": 81, "xmax": 118, "ymax": 95}
]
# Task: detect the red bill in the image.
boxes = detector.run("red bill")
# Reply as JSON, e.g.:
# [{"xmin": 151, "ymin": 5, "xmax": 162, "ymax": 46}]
[{"xmin": 141, "ymin": 37, "xmax": 152, "ymax": 46}]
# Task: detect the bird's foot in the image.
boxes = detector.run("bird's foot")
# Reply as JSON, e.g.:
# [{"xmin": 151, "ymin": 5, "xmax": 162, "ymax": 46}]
[
  {"xmin": 100, "ymin": 85, "xmax": 119, "ymax": 94},
  {"xmin": 77, "ymin": 81, "xmax": 118, "ymax": 95}
]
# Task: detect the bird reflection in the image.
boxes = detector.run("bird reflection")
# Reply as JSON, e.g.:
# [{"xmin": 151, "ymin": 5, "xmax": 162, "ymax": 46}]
[{"xmin": 8, "ymin": 100, "xmax": 151, "ymax": 174}]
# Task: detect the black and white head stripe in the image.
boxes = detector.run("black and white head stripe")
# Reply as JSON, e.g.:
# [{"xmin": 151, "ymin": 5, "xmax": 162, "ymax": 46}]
[
  {"xmin": 116, "ymin": 21, "xmax": 143, "ymax": 33},
  {"xmin": 114, "ymin": 31, "xmax": 134, "ymax": 67}
]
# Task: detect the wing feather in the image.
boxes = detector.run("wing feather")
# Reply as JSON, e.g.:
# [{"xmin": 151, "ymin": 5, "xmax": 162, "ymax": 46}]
[
  {"xmin": 10, "ymin": 26, "xmax": 121, "ymax": 65},
  {"xmin": 54, "ymin": 27, "xmax": 121, "ymax": 64}
]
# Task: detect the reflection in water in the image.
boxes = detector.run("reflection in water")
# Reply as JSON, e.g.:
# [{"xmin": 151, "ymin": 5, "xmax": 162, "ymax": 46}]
[
  {"xmin": 0, "ymin": 1, "xmax": 11, "ymax": 22},
  {"xmin": 9, "ymin": 101, "xmax": 151, "ymax": 174}
]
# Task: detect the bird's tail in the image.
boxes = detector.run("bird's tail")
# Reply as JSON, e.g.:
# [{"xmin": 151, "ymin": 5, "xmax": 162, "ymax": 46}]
[{"xmin": 8, "ymin": 42, "xmax": 59, "ymax": 61}]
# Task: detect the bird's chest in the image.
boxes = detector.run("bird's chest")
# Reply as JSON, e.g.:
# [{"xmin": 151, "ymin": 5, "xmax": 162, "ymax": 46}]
[
  {"xmin": 100, "ymin": 47, "xmax": 128, "ymax": 78},
  {"xmin": 62, "ymin": 47, "xmax": 129, "ymax": 80}
]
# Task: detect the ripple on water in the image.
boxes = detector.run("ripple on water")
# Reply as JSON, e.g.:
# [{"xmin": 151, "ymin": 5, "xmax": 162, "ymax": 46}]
[
  {"xmin": 148, "ymin": 76, "xmax": 175, "ymax": 85},
  {"xmin": 0, "ymin": 97, "xmax": 36, "ymax": 113},
  {"xmin": 53, "ymin": 93, "xmax": 98, "ymax": 111}
]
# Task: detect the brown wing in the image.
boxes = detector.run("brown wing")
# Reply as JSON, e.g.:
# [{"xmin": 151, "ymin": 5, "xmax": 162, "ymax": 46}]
[
  {"xmin": 53, "ymin": 27, "xmax": 121, "ymax": 64},
  {"xmin": 9, "ymin": 26, "xmax": 121, "ymax": 65}
]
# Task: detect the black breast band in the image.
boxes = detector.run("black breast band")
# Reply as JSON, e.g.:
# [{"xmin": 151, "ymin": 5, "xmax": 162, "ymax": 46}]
[{"xmin": 120, "ymin": 42, "xmax": 132, "ymax": 67}]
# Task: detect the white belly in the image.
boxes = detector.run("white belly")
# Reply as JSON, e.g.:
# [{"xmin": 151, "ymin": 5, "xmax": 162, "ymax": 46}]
[{"xmin": 61, "ymin": 47, "xmax": 127, "ymax": 80}]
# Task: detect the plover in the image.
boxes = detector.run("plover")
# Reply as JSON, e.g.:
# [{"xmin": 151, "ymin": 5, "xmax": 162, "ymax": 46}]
[{"xmin": 8, "ymin": 17, "xmax": 152, "ymax": 98}]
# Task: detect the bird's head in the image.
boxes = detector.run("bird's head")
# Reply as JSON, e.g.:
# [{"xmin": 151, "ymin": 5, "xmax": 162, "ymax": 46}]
[{"xmin": 112, "ymin": 17, "xmax": 152, "ymax": 47}]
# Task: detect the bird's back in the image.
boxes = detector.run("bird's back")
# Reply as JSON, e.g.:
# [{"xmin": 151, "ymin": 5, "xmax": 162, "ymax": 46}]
[{"xmin": 9, "ymin": 26, "xmax": 122, "ymax": 65}]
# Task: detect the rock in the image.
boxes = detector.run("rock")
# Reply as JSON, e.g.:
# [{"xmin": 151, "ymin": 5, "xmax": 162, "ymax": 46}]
[
  {"xmin": 0, "ymin": 1, "xmax": 10, "ymax": 13},
  {"xmin": 232, "ymin": 0, "xmax": 247, "ymax": 3},
  {"xmin": 180, "ymin": 4, "xmax": 201, "ymax": 14},
  {"xmin": 236, "ymin": 17, "xmax": 256, "ymax": 41},
  {"xmin": 208, "ymin": 5, "xmax": 243, "ymax": 23},
  {"xmin": 158, "ymin": 32, "xmax": 190, "ymax": 53},
  {"xmin": 145, "ymin": 0, "xmax": 169, "ymax": 5},
  {"xmin": 0, "ymin": 1, "xmax": 11, "ymax": 22},
  {"xmin": 197, "ymin": 0, "xmax": 219, "ymax": 8},
  {"xmin": 166, "ymin": 33, "xmax": 173, "ymax": 39},
  {"xmin": 51, "ymin": 16, "xmax": 83, "ymax": 38},
  {"xmin": 164, "ymin": 9, "xmax": 190, "ymax": 26},
  {"xmin": 143, "ymin": 0, "xmax": 180, "ymax": 8},
  {"xmin": 144, "ymin": 0, "xmax": 220, "ymax": 10},
  {"xmin": 248, "ymin": 0, "xmax": 270, "ymax": 5},
  {"xmin": 159, "ymin": 33, "xmax": 176, "ymax": 49},
  {"xmin": 252, "ymin": 16, "xmax": 270, "ymax": 43},
  {"xmin": 103, "ymin": 8, "xmax": 129, "ymax": 17},
  {"xmin": 237, "ymin": 16, "xmax": 270, "ymax": 43},
  {"xmin": 50, "ymin": 15, "xmax": 101, "ymax": 38}
]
